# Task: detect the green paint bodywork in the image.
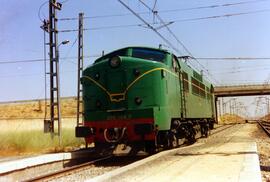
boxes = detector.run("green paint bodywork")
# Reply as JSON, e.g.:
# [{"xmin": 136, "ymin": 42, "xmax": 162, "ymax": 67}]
[
  {"xmin": 178, "ymin": 58, "xmax": 215, "ymax": 119},
  {"xmin": 82, "ymin": 46, "xmax": 215, "ymax": 131}
]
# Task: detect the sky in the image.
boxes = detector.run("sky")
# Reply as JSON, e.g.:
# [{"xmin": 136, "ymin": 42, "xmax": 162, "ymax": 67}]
[{"xmin": 1, "ymin": 0, "xmax": 270, "ymax": 116}]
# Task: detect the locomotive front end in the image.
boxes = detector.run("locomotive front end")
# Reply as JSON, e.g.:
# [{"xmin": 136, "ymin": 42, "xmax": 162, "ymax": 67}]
[{"xmin": 76, "ymin": 47, "xmax": 168, "ymax": 149}]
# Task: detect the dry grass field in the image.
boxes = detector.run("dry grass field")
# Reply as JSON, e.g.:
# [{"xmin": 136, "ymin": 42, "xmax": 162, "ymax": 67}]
[
  {"xmin": 218, "ymin": 113, "xmax": 246, "ymax": 124},
  {"xmin": 261, "ymin": 113, "xmax": 270, "ymax": 121},
  {"xmin": 0, "ymin": 97, "xmax": 77, "ymax": 119},
  {"xmin": 0, "ymin": 97, "xmax": 84, "ymax": 157}
]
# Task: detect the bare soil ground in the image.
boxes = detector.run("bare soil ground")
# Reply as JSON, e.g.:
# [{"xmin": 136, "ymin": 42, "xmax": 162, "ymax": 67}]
[{"xmin": 218, "ymin": 113, "xmax": 246, "ymax": 124}]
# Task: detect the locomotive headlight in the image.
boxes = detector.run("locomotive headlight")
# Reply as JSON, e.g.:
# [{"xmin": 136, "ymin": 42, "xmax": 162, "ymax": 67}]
[
  {"xmin": 109, "ymin": 56, "xmax": 121, "ymax": 68},
  {"xmin": 135, "ymin": 97, "xmax": 142, "ymax": 105}
]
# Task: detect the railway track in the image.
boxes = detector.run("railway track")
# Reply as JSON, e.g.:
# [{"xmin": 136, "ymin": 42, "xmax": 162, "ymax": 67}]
[
  {"xmin": 20, "ymin": 155, "xmax": 148, "ymax": 182},
  {"xmin": 22, "ymin": 155, "xmax": 113, "ymax": 182},
  {"xmin": 258, "ymin": 120, "xmax": 270, "ymax": 137}
]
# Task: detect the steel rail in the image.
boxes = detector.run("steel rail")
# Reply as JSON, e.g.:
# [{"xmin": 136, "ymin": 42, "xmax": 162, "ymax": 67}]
[
  {"xmin": 258, "ymin": 121, "xmax": 270, "ymax": 137},
  {"xmin": 23, "ymin": 155, "xmax": 113, "ymax": 182}
]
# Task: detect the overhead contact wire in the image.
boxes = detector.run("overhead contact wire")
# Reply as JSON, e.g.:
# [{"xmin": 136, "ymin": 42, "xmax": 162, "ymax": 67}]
[
  {"xmin": 117, "ymin": 0, "xmax": 182, "ymax": 55},
  {"xmin": 138, "ymin": 0, "xmax": 219, "ymax": 84},
  {"xmin": 59, "ymin": 0, "xmax": 270, "ymax": 21}
]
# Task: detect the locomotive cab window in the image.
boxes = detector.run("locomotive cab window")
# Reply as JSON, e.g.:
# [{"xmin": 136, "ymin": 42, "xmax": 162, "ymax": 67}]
[
  {"xmin": 132, "ymin": 48, "xmax": 166, "ymax": 62},
  {"xmin": 95, "ymin": 49, "xmax": 127, "ymax": 63}
]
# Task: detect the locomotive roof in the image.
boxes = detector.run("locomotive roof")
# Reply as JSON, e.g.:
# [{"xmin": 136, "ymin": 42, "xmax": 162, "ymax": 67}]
[
  {"xmin": 91, "ymin": 46, "xmax": 214, "ymax": 86},
  {"xmin": 94, "ymin": 46, "xmax": 170, "ymax": 63}
]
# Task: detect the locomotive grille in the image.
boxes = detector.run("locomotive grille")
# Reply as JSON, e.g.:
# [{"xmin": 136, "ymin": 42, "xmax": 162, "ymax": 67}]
[{"xmin": 106, "ymin": 69, "xmax": 127, "ymax": 109}]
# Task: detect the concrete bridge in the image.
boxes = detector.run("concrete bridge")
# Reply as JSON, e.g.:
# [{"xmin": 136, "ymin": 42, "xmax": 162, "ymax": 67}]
[{"xmin": 214, "ymin": 84, "xmax": 270, "ymax": 97}]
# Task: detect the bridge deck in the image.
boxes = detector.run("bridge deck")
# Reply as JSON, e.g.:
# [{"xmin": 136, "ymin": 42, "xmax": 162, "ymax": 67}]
[{"xmin": 214, "ymin": 84, "xmax": 270, "ymax": 97}]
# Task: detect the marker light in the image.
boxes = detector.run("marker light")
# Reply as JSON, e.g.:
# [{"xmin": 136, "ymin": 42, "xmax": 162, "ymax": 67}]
[
  {"xmin": 135, "ymin": 97, "xmax": 142, "ymax": 105},
  {"xmin": 109, "ymin": 56, "xmax": 121, "ymax": 68}
]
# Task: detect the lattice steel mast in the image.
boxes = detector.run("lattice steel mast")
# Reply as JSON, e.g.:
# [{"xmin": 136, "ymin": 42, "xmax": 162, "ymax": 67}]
[
  {"xmin": 77, "ymin": 13, "xmax": 84, "ymax": 128},
  {"xmin": 41, "ymin": 0, "xmax": 62, "ymax": 143}
]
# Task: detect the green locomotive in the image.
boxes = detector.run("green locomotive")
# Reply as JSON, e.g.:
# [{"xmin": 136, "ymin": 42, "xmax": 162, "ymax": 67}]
[{"xmin": 76, "ymin": 46, "xmax": 216, "ymax": 153}]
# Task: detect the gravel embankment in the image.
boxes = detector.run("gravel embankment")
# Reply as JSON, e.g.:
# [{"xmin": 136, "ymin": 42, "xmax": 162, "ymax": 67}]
[{"xmin": 251, "ymin": 124, "xmax": 270, "ymax": 182}]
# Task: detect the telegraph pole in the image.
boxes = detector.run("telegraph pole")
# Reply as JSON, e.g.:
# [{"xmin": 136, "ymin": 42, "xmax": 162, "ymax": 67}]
[{"xmin": 77, "ymin": 13, "xmax": 84, "ymax": 127}]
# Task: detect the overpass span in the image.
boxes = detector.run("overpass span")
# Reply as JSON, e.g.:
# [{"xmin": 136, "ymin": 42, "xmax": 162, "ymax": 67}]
[{"xmin": 214, "ymin": 84, "xmax": 270, "ymax": 97}]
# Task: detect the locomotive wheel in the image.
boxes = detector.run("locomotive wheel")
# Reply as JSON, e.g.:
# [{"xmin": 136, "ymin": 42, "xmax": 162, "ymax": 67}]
[
  {"xmin": 205, "ymin": 126, "xmax": 211, "ymax": 137},
  {"xmin": 163, "ymin": 132, "xmax": 178, "ymax": 149},
  {"xmin": 187, "ymin": 135, "xmax": 196, "ymax": 144},
  {"xmin": 186, "ymin": 128, "xmax": 196, "ymax": 144},
  {"xmin": 145, "ymin": 141, "xmax": 157, "ymax": 154},
  {"xmin": 169, "ymin": 132, "xmax": 178, "ymax": 148},
  {"xmin": 209, "ymin": 121, "xmax": 214, "ymax": 130},
  {"xmin": 201, "ymin": 123, "xmax": 210, "ymax": 138},
  {"xmin": 205, "ymin": 125, "xmax": 210, "ymax": 137}
]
